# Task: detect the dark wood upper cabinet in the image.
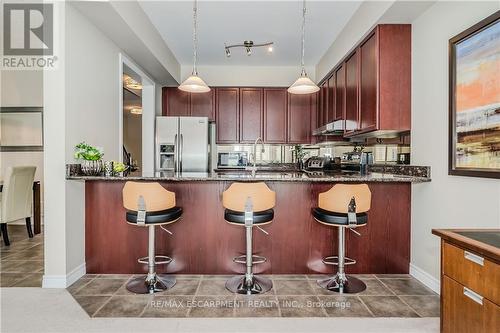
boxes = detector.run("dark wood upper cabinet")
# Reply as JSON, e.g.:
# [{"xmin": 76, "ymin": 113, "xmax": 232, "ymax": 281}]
[
  {"xmin": 359, "ymin": 32, "xmax": 378, "ymax": 132},
  {"xmin": 263, "ymin": 88, "xmax": 287, "ymax": 143},
  {"xmin": 162, "ymin": 87, "xmax": 190, "ymax": 116},
  {"xmin": 327, "ymin": 75, "xmax": 335, "ymax": 123},
  {"xmin": 335, "ymin": 64, "xmax": 345, "ymax": 121},
  {"xmin": 190, "ymin": 90, "xmax": 215, "ymax": 121},
  {"xmin": 345, "ymin": 24, "xmax": 411, "ymax": 137},
  {"xmin": 314, "ymin": 24, "xmax": 410, "ymax": 138},
  {"xmin": 239, "ymin": 88, "xmax": 263, "ymax": 143},
  {"xmin": 377, "ymin": 25, "xmax": 411, "ymax": 132},
  {"xmin": 163, "ymin": 86, "xmax": 317, "ymax": 144},
  {"xmin": 216, "ymin": 88, "xmax": 239, "ymax": 143},
  {"xmin": 344, "ymin": 51, "xmax": 359, "ymax": 134},
  {"xmin": 287, "ymin": 93, "xmax": 312, "ymax": 144},
  {"xmin": 321, "ymin": 81, "xmax": 329, "ymax": 126},
  {"xmin": 318, "ymin": 85, "xmax": 324, "ymax": 127}
]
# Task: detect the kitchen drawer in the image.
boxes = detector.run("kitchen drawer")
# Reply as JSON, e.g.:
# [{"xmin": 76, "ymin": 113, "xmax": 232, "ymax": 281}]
[
  {"xmin": 443, "ymin": 242, "xmax": 500, "ymax": 305},
  {"xmin": 442, "ymin": 275, "xmax": 500, "ymax": 333}
]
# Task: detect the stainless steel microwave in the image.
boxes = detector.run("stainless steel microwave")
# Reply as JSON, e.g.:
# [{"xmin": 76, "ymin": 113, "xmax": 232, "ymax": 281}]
[{"xmin": 217, "ymin": 152, "xmax": 248, "ymax": 168}]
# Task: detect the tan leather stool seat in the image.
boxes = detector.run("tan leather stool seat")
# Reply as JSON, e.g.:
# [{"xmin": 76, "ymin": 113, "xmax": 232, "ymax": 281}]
[
  {"xmin": 126, "ymin": 207, "xmax": 183, "ymax": 225},
  {"xmin": 312, "ymin": 184, "xmax": 372, "ymax": 294},
  {"xmin": 122, "ymin": 181, "xmax": 181, "ymax": 294},
  {"xmin": 312, "ymin": 208, "xmax": 367, "ymax": 226},
  {"xmin": 224, "ymin": 209, "xmax": 274, "ymax": 224}
]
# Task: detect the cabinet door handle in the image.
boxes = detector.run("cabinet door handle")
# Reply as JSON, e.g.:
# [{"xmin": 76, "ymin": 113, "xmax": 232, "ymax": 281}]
[
  {"xmin": 463, "ymin": 287, "xmax": 483, "ymax": 305},
  {"xmin": 464, "ymin": 251, "xmax": 484, "ymax": 266}
]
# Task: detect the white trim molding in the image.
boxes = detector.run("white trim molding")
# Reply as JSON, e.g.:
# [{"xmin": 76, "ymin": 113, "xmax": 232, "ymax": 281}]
[
  {"xmin": 410, "ymin": 263, "xmax": 440, "ymax": 294},
  {"xmin": 42, "ymin": 263, "xmax": 86, "ymax": 288}
]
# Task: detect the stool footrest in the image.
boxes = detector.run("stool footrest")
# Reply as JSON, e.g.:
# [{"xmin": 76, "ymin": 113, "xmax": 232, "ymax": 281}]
[
  {"xmin": 138, "ymin": 255, "xmax": 172, "ymax": 265},
  {"xmin": 322, "ymin": 256, "xmax": 356, "ymax": 266},
  {"xmin": 233, "ymin": 254, "xmax": 267, "ymax": 265}
]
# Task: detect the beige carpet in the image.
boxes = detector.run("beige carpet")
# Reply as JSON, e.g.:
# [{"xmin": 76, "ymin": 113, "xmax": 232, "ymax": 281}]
[{"xmin": 0, "ymin": 288, "xmax": 439, "ymax": 333}]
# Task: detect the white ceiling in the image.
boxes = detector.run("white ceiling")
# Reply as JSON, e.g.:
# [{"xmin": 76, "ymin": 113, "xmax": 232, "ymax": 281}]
[{"xmin": 140, "ymin": 1, "xmax": 362, "ymax": 67}]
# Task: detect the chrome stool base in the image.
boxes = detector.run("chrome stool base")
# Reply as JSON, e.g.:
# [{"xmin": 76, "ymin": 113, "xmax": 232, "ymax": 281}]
[
  {"xmin": 317, "ymin": 274, "xmax": 366, "ymax": 294},
  {"xmin": 126, "ymin": 274, "xmax": 176, "ymax": 294},
  {"xmin": 226, "ymin": 275, "xmax": 273, "ymax": 295}
]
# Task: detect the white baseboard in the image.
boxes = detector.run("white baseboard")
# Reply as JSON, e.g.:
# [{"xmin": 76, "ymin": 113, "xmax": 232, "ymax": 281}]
[
  {"xmin": 410, "ymin": 263, "xmax": 440, "ymax": 294},
  {"xmin": 42, "ymin": 262, "xmax": 86, "ymax": 288}
]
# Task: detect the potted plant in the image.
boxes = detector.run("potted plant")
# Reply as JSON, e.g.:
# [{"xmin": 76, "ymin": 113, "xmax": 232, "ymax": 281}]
[
  {"xmin": 112, "ymin": 161, "xmax": 128, "ymax": 177},
  {"xmin": 74, "ymin": 142, "xmax": 104, "ymax": 176}
]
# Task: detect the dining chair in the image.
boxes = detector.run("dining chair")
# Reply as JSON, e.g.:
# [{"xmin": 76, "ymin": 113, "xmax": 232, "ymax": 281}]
[{"xmin": 0, "ymin": 166, "xmax": 36, "ymax": 246}]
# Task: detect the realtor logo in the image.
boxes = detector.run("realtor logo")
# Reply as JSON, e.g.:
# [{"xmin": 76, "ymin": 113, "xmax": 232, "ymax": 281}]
[{"xmin": 3, "ymin": 3, "xmax": 53, "ymax": 56}]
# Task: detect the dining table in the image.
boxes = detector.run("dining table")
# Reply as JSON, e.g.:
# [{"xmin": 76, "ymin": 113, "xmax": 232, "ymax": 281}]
[{"xmin": 0, "ymin": 180, "xmax": 41, "ymax": 234}]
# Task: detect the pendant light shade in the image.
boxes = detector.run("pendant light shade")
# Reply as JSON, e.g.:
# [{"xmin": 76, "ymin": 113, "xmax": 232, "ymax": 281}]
[
  {"xmin": 179, "ymin": 74, "xmax": 210, "ymax": 93},
  {"xmin": 288, "ymin": 71, "xmax": 319, "ymax": 94},
  {"xmin": 288, "ymin": 0, "xmax": 319, "ymax": 95},
  {"xmin": 179, "ymin": 0, "xmax": 210, "ymax": 93}
]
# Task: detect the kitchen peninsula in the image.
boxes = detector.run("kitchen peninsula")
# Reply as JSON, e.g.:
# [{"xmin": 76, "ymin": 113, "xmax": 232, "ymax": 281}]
[{"xmin": 68, "ymin": 168, "xmax": 430, "ymax": 275}]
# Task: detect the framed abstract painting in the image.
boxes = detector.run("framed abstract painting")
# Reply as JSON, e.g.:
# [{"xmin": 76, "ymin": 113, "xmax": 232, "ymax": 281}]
[{"xmin": 449, "ymin": 11, "xmax": 500, "ymax": 179}]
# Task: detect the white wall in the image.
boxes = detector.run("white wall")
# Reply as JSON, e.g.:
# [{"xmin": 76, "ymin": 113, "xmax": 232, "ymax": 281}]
[
  {"xmin": 1, "ymin": 71, "xmax": 43, "ymax": 106},
  {"xmin": 315, "ymin": 1, "xmax": 393, "ymax": 81},
  {"xmin": 180, "ymin": 65, "xmax": 315, "ymax": 87},
  {"xmin": 411, "ymin": 1, "xmax": 500, "ymax": 289},
  {"xmin": 315, "ymin": 0, "xmax": 434, "ymax": 82},
  {"xmin": 43, "ymin": 2, "xmax": 163, "ymax": 287}
]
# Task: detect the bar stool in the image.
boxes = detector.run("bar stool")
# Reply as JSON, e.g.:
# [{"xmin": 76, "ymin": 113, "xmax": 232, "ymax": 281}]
[
  {"xmin": 312, "ymin": 184, "xmax": 371, "ymax": 293},
  {"xmin": 122, "ymin": 181, "xmax": 182, "ymax": 294},
  {"xmin": 222, "ymin": 182, "xmax": 275, "ymax": 295}
]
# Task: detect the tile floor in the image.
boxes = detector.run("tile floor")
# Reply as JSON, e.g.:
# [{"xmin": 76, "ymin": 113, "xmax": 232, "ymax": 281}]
[
  {"xmin": 68, "ymin": 273, "xmax": 440, "ymax": 318},
  {"xmin": 0, "ymin": 226, "xmax": 440, "ymax": 319},
  {"xmin": 0, "ymin": 225, "xmax": 44, "ymax": 287}
]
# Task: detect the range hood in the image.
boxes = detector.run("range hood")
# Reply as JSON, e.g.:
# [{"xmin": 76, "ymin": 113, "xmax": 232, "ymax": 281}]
[{"xmin": 312, "ymin": 120, "xmax": 345, "ymax": 136}]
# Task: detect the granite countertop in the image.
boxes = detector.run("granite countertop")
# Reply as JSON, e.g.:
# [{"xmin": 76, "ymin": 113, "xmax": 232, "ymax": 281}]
[{"xmin": 67, "ymin": 170, "xmax": 431, "ymax": 183}]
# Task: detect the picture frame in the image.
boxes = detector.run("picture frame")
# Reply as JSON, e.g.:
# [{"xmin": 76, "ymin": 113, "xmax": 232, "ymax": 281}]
[
  {"xmin": 449, "ymin": 11, "xmax": 500, "ymax": 179},
  {"xmin": 0, "ymin": 107, "xmax": 44, "ymax": 152}
]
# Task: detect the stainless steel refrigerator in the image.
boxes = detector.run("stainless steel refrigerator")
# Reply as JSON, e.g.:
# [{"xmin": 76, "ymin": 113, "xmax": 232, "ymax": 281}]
[{"xmin": 156, "ymin": 116, "xmax": 209, "ymax": 172}]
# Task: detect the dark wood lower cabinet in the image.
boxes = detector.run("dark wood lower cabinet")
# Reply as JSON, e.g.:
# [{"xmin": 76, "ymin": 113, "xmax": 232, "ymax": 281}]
[{"xmin": 85, "ymin": 181, "xmax": 411, "ymax": 274}]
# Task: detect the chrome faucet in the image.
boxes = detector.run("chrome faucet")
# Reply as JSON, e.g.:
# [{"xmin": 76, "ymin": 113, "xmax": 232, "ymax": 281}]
[{"xmin": 250, "ymin": 137, "xmax": 265, "ymax": 177}]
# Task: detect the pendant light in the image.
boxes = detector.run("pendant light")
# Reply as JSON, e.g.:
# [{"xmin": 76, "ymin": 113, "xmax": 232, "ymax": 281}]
[
  {"xmin": 179, "ymin": 0, "xmax": 210, "ymax": 93},
  {"xmin": 288, "ymin": 0, "xmax": 319, "ymax": 94}
]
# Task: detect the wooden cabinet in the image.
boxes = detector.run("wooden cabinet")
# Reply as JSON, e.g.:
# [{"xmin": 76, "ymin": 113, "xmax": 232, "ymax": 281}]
[
  {"xmin": 327, "ymin": 74, "xmax": 335, "ymax": 123},
  {"xmin": 334, "ymin": 64, "xmax": 345, "ymax": 122},
  {"xmin": 216, "ymin": 88, "xmax": 239, "ymax": 143},
  {"xmin": 443, "ymin": 276, "xmax": 499, "ymax": 333},
  {"xmin": 314, "ymin": 24, "xmax": 411, "ymax": 138},
  {"xmin": 263, "ymin": 88, "xmax": 287, "ymax": 143},
  {"xmin": 190, "ymin": 90, "xmax": 215, "ymax": 120},
  {"xmin": 318, "ymin": 84, "xmax": 324, "ymax": 127},
  {"xmin": 359, "ymin": 32, "xmax": 377, "ymax": 132},
  {"xmin": 239, "ymin": 88, "xmax": 263, "ymax": 143},
  {"xmin": 344, "ymin": 51, "xmax": 359, "ymax": 134},
  {"xmin": 321, "ymin": 80, "xmax": 329, "ymax": 126},
  {"xmin": 162, "ymin": 87, "xmax": 190, "ymax": 116},
  {"xmin": 287, "ymin": 93, "xmax": 312, "ymax": 144},
  {"xmin": 163, "ymin": 86, "xmax": 315, "ymax": 144},
  {"xmin": 433, "ymin": 230, "xmax": 500, "ymax": 333},
  {"xmin": 162, "ymin": 87, "xmax": 214, "ymax": 121},
  {"xmin": 345, "ymin": 24, "xmax": 411, "ymax": 137}
]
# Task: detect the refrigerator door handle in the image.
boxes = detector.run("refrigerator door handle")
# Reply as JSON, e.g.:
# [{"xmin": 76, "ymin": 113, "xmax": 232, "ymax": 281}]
[
  {"xmin": 174, "ymin": 134, "xmax": 178, "ymax": 172},
  {"xmin": 180, "ymin": 134, "xmax": 184, "ymax": 172}
]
